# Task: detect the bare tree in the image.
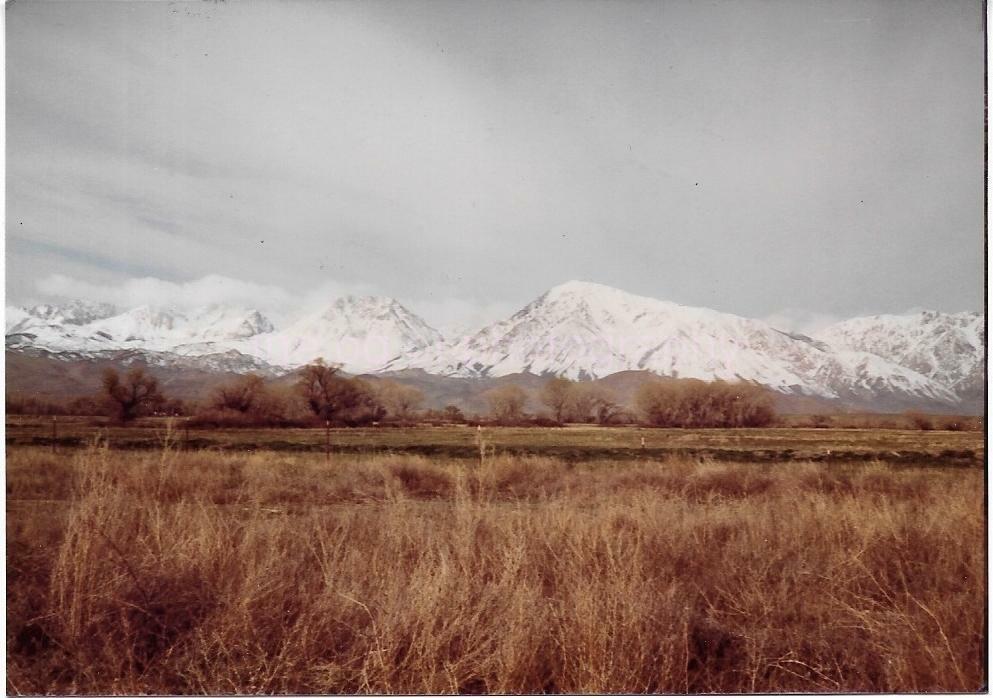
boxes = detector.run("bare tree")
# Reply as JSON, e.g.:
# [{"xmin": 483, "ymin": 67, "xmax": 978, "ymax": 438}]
[
  {"xmin": 375, "ymin": 380, "xmax": 425, "ymax": 421},
  {"xmin": 351, "ymin": 378, "xmax": 387, "ymax": 424},
  {"xmin": 206, "ymin": 374, "xmax": 287, "ymax": 422},
  {"xmin": 295, "ymin": 359, "xmax": 366, "ymax": 423},
  {"xmin": 540, "ymin": 376, "xmax": 574, "ymax": 423},
  {"xmin": 210, "ymin": 374, "xmax": 268, "ymax": 414},
  {"xmin": 101, "ymin": 367, "xmax": 164, "ymax": 423},
  {"xmin": 634, "ymin": 380, "xmax": 679, "ymax": 427},
  {"xmin": 485, "ymin": 384, "xmax": 528, "ymax": 424},
  {"xmin": 567, "ymin": 384, "xmax": 591, "ymax": 422},
  {"xmin": 443, "ymin": 404, "xmax": 465, "ymax": 423},
  {"xmin": 587, "ymin": 384, "xmax": 620, "ymax": 425}
]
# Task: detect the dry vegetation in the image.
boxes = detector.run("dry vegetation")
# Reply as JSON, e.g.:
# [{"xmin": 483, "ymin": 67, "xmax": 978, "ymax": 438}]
[
  {"xmin": 635, "ymin": 378, "xmax": 775, "ymax": 428},
  {"xmin": 7, "ymin": 365, "xmax": 984, "ymax": 438},
  {"xmin": 6, "ymin": 417, "xmax": 983, "ymax": 466},
  {"xmin": 6, "ymin": 439, "xmax": 985, "ymax": 694}
]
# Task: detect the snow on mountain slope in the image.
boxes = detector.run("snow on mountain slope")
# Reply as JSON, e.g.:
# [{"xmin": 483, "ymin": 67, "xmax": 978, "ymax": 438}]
[
  {"xmin": 5, "ymin": 285, "xmax": 975, "ymax": 409},
  {"xmin": 249, "ymin": 296, "xmax": 444, "ymax": 373},
  {"xmin": 86, "ymin": 305, "xmax": 275, "ymax": 347},
  {"xmin": 11, "ymin": 344, "xmax": 286, "ymax": 377},
  {"xmin": 383, "ymin": 280, "xmax": 958, "ymax": 406},
  {"xmin": 6, "ymin": 296, "xmax": 443, "ymax": 375},
  {"xmin": 22, "ymin": 300, "xmax": 119, "ymax": 326},
  {"xmin": 6, "ymin": 307, "xmax": 30, "ymax": 332},
  {"xmin": 7, "ymin": 302, "xmax": 121, "ymax": 353},
  {"xmin": 6, "ymin": 303, "xmax": 276, "ymax": 355},
  {"xmin": 814, "ymin": 311, "xmax": 984, "ymax": 399},
  {"xmin": 809, "ymin": 349, "xmax": 958, "ymax": 409},
  {"xmin": 7, "ymin": 300, "xmax": 119, "ymax": 339}
]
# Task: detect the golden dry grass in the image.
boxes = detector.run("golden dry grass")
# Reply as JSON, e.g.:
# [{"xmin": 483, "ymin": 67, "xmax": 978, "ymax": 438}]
[{"xmin": 6, "ymin": 444, "xmax": 985, "ymax": 693}]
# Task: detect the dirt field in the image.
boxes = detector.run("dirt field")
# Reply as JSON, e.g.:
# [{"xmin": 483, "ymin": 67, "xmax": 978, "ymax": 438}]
[{"xmin": 5, "ymin": 433, "xmax": 986, "ymax": 693}]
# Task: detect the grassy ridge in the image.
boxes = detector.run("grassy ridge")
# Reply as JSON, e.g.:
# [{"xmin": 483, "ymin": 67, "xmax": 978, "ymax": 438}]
[{"xmin": 6, "ymin": 444, "xmax": 985, "ymax": 693}]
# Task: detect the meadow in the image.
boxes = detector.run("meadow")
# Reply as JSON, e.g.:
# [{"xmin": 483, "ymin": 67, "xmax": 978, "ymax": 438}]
[{"xmin": 5, "ymin": 426, "xmax": 986, "ymax": 693}]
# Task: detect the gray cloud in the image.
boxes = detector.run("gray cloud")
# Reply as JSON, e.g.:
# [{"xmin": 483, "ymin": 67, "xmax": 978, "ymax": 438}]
[{"xmin": 6, "ymin": 0, "xmax": 984, "ymax": 332}]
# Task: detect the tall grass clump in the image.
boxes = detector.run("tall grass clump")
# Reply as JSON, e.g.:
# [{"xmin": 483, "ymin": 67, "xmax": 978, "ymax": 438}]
[{"xmin": 6, "ymin": 445, "xmax": 984, "ymax": 693}]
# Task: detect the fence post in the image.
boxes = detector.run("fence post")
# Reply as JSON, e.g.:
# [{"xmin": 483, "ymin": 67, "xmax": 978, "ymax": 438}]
[
  {"xmin": 325, "ymin": 419, "xmax": 331, "ymax": 464},
  {"xmin": 52, "ymin": 416, "xmax": 57, "ymax": 454}
]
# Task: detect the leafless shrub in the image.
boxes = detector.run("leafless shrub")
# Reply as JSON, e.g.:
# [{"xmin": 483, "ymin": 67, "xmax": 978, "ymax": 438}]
[{"xmin": 905, "ymin": 410, "xmax": 934, "ymax": 431}]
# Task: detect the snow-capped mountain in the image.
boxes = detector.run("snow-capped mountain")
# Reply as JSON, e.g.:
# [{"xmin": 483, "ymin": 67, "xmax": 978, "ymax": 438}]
[
  {"xmin": 383, "ymin": 281, "xmax": 964, "ymax": 408},
  {"xmin": 22, "ymin": 300, "xmax": 119, "ymax": 326},
  {"xmin": 6, "ymin": 283, "xmax": 982, "ymax": 411},
  {"xmin": 814, "ymin": 310, "xmax": 985, "ymax": 405},
  {"xmin": 246, "ymin": 296, "xmax": 443, "ymax": 373},
  {"xmin": 11, "ymin": 344, "xmax": 285, "ymax": 377},
  {"xmin": 7, "ymin": 304, "xmax": 275, "ymax": 355},
  {"xmin": 86, "ymin": 305, "xmax": 275, "ymax": 347},
  {"xmin": 6, "ymin": 299, "xmax": 118, "ymax": 335},
  {"xmin": 6, "ymin": 295, "xmax": 443, "ymax": 375}
]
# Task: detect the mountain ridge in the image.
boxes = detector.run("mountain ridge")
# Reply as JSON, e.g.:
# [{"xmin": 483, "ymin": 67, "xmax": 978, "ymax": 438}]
[
  {"xmin": 6, "ymin": 281, "xmax": 984, "ymax": 412},
  {"xmin": 382, "ymin": 281, "xmax": 974, "ymax": 411}
]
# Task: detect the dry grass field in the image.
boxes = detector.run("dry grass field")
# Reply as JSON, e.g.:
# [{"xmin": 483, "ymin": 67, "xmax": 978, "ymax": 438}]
[
  {"xmin": 6, "ymin": 435, "xmax": 986, "ymax": 694},
  {"xmin": 5, "ymin": 416, "xmax": 984, "ymax": 465}
]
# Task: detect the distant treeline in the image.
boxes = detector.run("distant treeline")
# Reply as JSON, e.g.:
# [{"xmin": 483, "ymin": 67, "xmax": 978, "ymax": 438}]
[
  {"xmin": 6, "ymin": 393, "xmax": 189, "ymax": 418},
  {"xmin": 5, "ymin": 364, "xmax": 981, "ymax": 430}
]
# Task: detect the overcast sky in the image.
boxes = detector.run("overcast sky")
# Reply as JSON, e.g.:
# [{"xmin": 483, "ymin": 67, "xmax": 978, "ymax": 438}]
[{"xmin": 6, "ymin": 0, "xmax": 985, "ymax": 336}]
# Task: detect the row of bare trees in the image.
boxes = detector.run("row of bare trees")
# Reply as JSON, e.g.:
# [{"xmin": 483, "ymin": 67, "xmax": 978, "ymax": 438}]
[
  {"xmin": 482, "ymin": 376, "xmax": 774, "ymax": 427},
  {"xmin": 12, "ymin": 360, "xmax": 778, "ymax": 428},
  {"xmin": 13, "ymin": 361, "xmax": 432, "ymax": 426},
  {"xmin": 198, "ymin": 360, "xmax": 428, "ymax": 426},
  {"xmin": 477, "ymin": 381, "xmax": 620, "ymax": 426}
]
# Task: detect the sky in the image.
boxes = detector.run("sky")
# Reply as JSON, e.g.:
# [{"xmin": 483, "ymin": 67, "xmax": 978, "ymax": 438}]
[{"xmin": 5, "ymin": 0, "xmax": 985, "ymax": 337}]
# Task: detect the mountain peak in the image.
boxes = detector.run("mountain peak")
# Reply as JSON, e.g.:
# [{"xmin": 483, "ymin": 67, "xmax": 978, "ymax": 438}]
[
  {"xmin": 25, "ymin": 300, "xmax": 119, "ymax": 325},
  {"xmin": 546, "ymin": 279, "xmax": 617, "ymax": 295},
  {"xmin": 327, "ymin": 295, "xmax": 404, "ymax": 312},
  {"xmin": 538, "ymin": 281, "xmax": 686, "ymax": 317},
  {"xmin": 264, "ymin": 294, "xmax": 442, "ymax": 372},
  {"xmin": 543, "ymin": 280, "xmax": 649, "ymax": 304}
]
